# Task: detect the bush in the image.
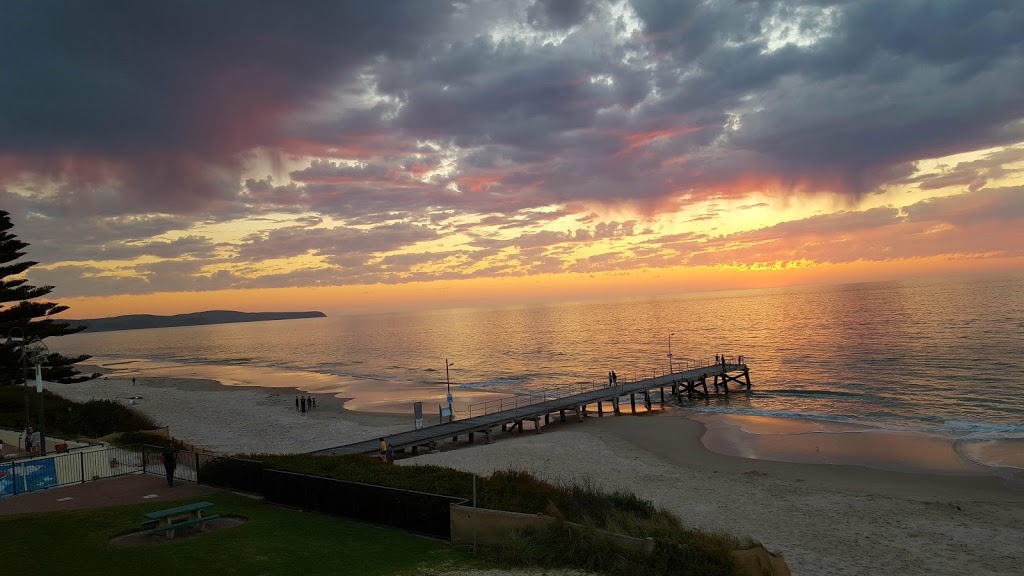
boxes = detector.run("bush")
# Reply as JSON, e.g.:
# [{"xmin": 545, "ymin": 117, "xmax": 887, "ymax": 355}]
[
  {"xmin": 229, "ymin": 453, "xmax": 742, "ymax": 576},
  {"xmin": 0, "ymin": 386, "xmax": 157, "ymax": 438}
]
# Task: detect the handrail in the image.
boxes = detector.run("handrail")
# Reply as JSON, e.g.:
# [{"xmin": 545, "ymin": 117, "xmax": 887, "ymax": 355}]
[{"xmin": 464, "ymin": 355, "xmax": 748, "ymax": 418}]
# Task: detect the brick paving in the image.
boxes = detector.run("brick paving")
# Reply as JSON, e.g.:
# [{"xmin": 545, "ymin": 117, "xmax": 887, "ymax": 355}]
[{"xmin": 0, "ymin": 473, "xmax": 222, "ymax": 516}]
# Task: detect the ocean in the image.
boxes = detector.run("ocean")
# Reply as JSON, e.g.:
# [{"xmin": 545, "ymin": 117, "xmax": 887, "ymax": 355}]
[{"xmin": 52, "ymin": 273, "xmax": 1024, "ymax": 474}]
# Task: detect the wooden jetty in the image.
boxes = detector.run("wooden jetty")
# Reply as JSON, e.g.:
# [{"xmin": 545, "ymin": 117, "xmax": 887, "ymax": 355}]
[{"xmin": 312, "ymin": 360, "xmax": 750, "ymax": 457}]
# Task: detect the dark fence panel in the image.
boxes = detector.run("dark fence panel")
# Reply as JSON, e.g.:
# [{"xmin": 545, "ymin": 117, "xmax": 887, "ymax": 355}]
[
  {"xmin": 262, "ymin": 469, "xmax": 464, "ymax": 539},
  {"xmin": 139, "ymin": 445, "xmax": 215, "ymax": 484}
]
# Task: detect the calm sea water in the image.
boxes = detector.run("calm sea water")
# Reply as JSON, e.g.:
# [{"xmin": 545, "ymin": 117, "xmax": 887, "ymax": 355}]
[{"xmin": 53, "ymin": 274, "xmax": 1024, "ymax": 468}]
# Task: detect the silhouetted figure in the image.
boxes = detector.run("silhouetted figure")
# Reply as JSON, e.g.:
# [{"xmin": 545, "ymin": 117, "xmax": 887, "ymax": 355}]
[
  {"xmin": 161, "ymin": 446, "xmax": 177, "ymax": 487},
  {"xmin": 311, "ymin": 397, "xmax": 316, "ymax": 409},
  {"xmin": 612, "ymin": 371, "xmax": 618, "ymax": 384},
  {"xmin": 608, "ymin": 371, "xmax": 613, "ymax": 386},
  {"xmin": 295, "ymin": 396, "xmax": 299, "ymax": 410},
  {"xmin": 301, "ymin": 396, "xmax": 306, "ymax": 413}
]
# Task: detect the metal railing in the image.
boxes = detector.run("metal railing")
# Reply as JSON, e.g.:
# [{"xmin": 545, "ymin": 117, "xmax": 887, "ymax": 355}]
[
  {"xmin": 0, "ymin": 444, "xmax": 215, "ymax": 497},
  {"xmin": 464, "ymin": 356, "xmax": 748, "ymax": 418}
]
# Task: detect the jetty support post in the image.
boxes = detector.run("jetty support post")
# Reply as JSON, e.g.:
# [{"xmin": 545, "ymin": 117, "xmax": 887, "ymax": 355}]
[
  {"xmin": 744, "ymin": 369, "xmax": 751, "ymax": 390},
  {"xmin": 560, "ymin": 409, "xmax": 566, "ymax": 422},
  {"xmin": 598, "ymin": 401, "xmax": 604, "ymax": 417},
  {"xmin": 630, "ymin": 394, "xmax": 636, "ymax": 414}
]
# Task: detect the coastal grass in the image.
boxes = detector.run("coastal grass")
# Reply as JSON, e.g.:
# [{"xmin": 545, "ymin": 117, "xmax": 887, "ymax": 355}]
[
  {"xmin": 0, "ymin": 386, "xmax": 156, "ymax": 437},
  {"xmin": 1, "ymin": 492, "xmax": 476, "ymax": 576},
  {"xmin": 214, "ymin": 454, "xmax": 742, "ymax": 576}
]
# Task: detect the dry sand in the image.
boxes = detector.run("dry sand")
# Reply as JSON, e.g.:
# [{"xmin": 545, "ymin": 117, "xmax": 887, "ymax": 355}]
[
  {"xmin": 403, "ymin": 414, "xmax": 1024, "ymax": 576},
  {"xmin": 47, "ymin": 374, "xmax": 1024, "ymax": 575},
  {"xmin": 47, "ymin": 375, "xmax": 411, "ymax": 454}
]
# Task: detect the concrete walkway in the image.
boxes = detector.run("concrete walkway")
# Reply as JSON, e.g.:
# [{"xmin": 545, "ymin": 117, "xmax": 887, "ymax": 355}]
[{"xmin": 0, "ymin": 473, "xmax": 222, "ymax": 516}]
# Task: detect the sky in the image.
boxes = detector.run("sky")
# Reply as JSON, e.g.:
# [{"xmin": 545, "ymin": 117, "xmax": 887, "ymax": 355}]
[{"xmin": 1, "ymin": 0, "xmax": 1022, "ymax": 319}]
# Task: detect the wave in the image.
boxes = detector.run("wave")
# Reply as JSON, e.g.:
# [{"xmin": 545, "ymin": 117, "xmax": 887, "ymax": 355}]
[
  {"xmin": 754, "ymin": 388, "xmax": 866, "ymax": 399},
  {"xmin": 940, "ymin": 420, "xmax": 1024, "ymax": 440},
  {"xmin": 457, "ymin": 377, "xmax": 529, "ymax": 389},
  {"xmin": 686, "ymin": 405, "xmax": 860, "ymax": 425}
]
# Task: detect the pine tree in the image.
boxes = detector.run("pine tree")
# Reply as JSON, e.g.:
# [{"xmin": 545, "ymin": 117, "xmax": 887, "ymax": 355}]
[{"xmin": 0, "ymin": 210, "xmax": 98, "ymax": 385}]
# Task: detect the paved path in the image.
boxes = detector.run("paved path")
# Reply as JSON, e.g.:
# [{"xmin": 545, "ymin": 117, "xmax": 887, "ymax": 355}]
[{"xmin": 0, "ymin": 473, "xmax": 222, "ymax": 516}]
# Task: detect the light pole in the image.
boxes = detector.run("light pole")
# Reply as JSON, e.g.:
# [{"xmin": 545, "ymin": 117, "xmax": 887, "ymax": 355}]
[
  {"xmin": 5, "ymin": 328, "xmax": 30, "ymax": 435},
  {"xmin": 25, "ymin": 338, "xmax": 48, "ymax": 456},
  {"xmin": 444, "ymin": 358, "xmax": 452, "ymax": 407},
  {"xmin": 668, "ymin": 333, "xmax": 675, "ymax": 375}
]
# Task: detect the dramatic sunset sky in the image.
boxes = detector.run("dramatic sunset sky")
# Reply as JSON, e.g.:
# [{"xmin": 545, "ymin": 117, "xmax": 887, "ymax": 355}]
[{"xmin": 2, "ymin": 0, "xmax": 1022, "ymax": 318}]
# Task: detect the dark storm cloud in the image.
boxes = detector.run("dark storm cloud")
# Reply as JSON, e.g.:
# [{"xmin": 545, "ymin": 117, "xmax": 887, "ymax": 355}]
[
  {"xmin": 528, "ymin": 0, "xmax": 596, "ymax": 29},
  {"xmin": 631, "ymin": 0, "xmax": 1024, "ymax": 195},
  {"xmin": 0, "ymin": 0, "xmax": 453, "ymax": 211}
]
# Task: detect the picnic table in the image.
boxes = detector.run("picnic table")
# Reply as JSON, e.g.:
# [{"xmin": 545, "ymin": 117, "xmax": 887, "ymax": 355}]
[{"xmin": 142, "ymin": 501, "xmax": 220, "ymax": 539}]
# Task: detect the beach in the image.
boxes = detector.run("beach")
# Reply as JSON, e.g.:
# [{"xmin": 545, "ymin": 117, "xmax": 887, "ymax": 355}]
[
  {"xmin": 47, "ymin": 373, "xmax": 1024, "ymax": 576},
  {"xmin": 47, "ymin": 372, "xmax": 412, "ymax": 454}
]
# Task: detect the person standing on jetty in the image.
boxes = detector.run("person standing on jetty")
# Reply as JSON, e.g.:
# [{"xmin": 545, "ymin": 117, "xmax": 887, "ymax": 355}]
[{"xmin": 161, "ymin": 445, "xmax": 177, "ymax": 487}]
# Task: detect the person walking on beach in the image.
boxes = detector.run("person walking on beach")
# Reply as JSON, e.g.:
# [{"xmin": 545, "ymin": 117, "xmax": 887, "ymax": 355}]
[
  {"xmin": 300, "ymin": 396, "xmax": 306, "ymax": 413},
  {"xmin": 311, "ymin": 397, "xmax": 316, "ymax": 409},
  {"xmin": 295, "ymin": 396, "xmax": 299, "ymax": 410},
  {"xmin": 161, "ymin": 445, "xmax": 177, "ymax": 487}
]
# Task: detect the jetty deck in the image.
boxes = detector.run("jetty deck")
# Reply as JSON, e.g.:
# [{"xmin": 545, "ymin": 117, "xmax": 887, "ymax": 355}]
[{"xmin": 312, "ymin": 362, "xmax": 750, "ymax": 457}]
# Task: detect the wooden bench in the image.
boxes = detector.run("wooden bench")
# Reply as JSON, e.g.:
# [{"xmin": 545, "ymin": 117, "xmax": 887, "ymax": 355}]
[{"xmin": 149, "ymin": 514, "xmax": 221, "ymax": 538}]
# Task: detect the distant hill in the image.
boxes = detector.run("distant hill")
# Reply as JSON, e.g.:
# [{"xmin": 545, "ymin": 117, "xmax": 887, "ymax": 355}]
[{"xmin": 66, "ymin": 310, "xmax": 327, "ymax": 333}]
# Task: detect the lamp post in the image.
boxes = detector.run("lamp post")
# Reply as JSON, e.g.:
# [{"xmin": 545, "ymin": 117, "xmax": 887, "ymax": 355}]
[
  {"xmin": 25, "ymin": 338, "xmax": 48, "ymax": 456},
  {"xmin": 5, "ymin": 328, "xmax": 30, "ymax": 434},
  {"xmin": 668, "ymin": 333, "xmax": 675, "ymax": 375},
  {"xmin": 445, "ymin": 359, "xmax": 454, "ymax": 405}
]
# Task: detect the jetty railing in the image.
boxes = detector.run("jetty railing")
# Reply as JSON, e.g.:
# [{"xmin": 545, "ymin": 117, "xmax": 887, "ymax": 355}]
[{"xmin": 465, "ymin": 355, "xmax": 746, "ymax": 418}]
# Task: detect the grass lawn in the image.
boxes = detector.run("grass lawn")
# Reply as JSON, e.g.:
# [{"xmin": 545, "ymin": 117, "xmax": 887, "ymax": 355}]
[{"xmin": 1, "ymin": 492, "xmax": 478, "ymax": 576}]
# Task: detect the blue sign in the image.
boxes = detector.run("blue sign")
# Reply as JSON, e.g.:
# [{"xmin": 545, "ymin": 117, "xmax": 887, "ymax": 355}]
[{"xmin": 0, "ymin": 458, "xmax": 58, "ymax": 496}]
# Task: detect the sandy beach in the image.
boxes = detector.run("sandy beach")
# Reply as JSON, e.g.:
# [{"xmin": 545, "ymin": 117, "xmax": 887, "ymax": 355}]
[
  {"xmin": 47, "ymin": 373, "xmax": 412, "ymax": 454},
  {"xmin": 46, "ymin": 373, "xmax": 1024, "ymax": 576}
]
